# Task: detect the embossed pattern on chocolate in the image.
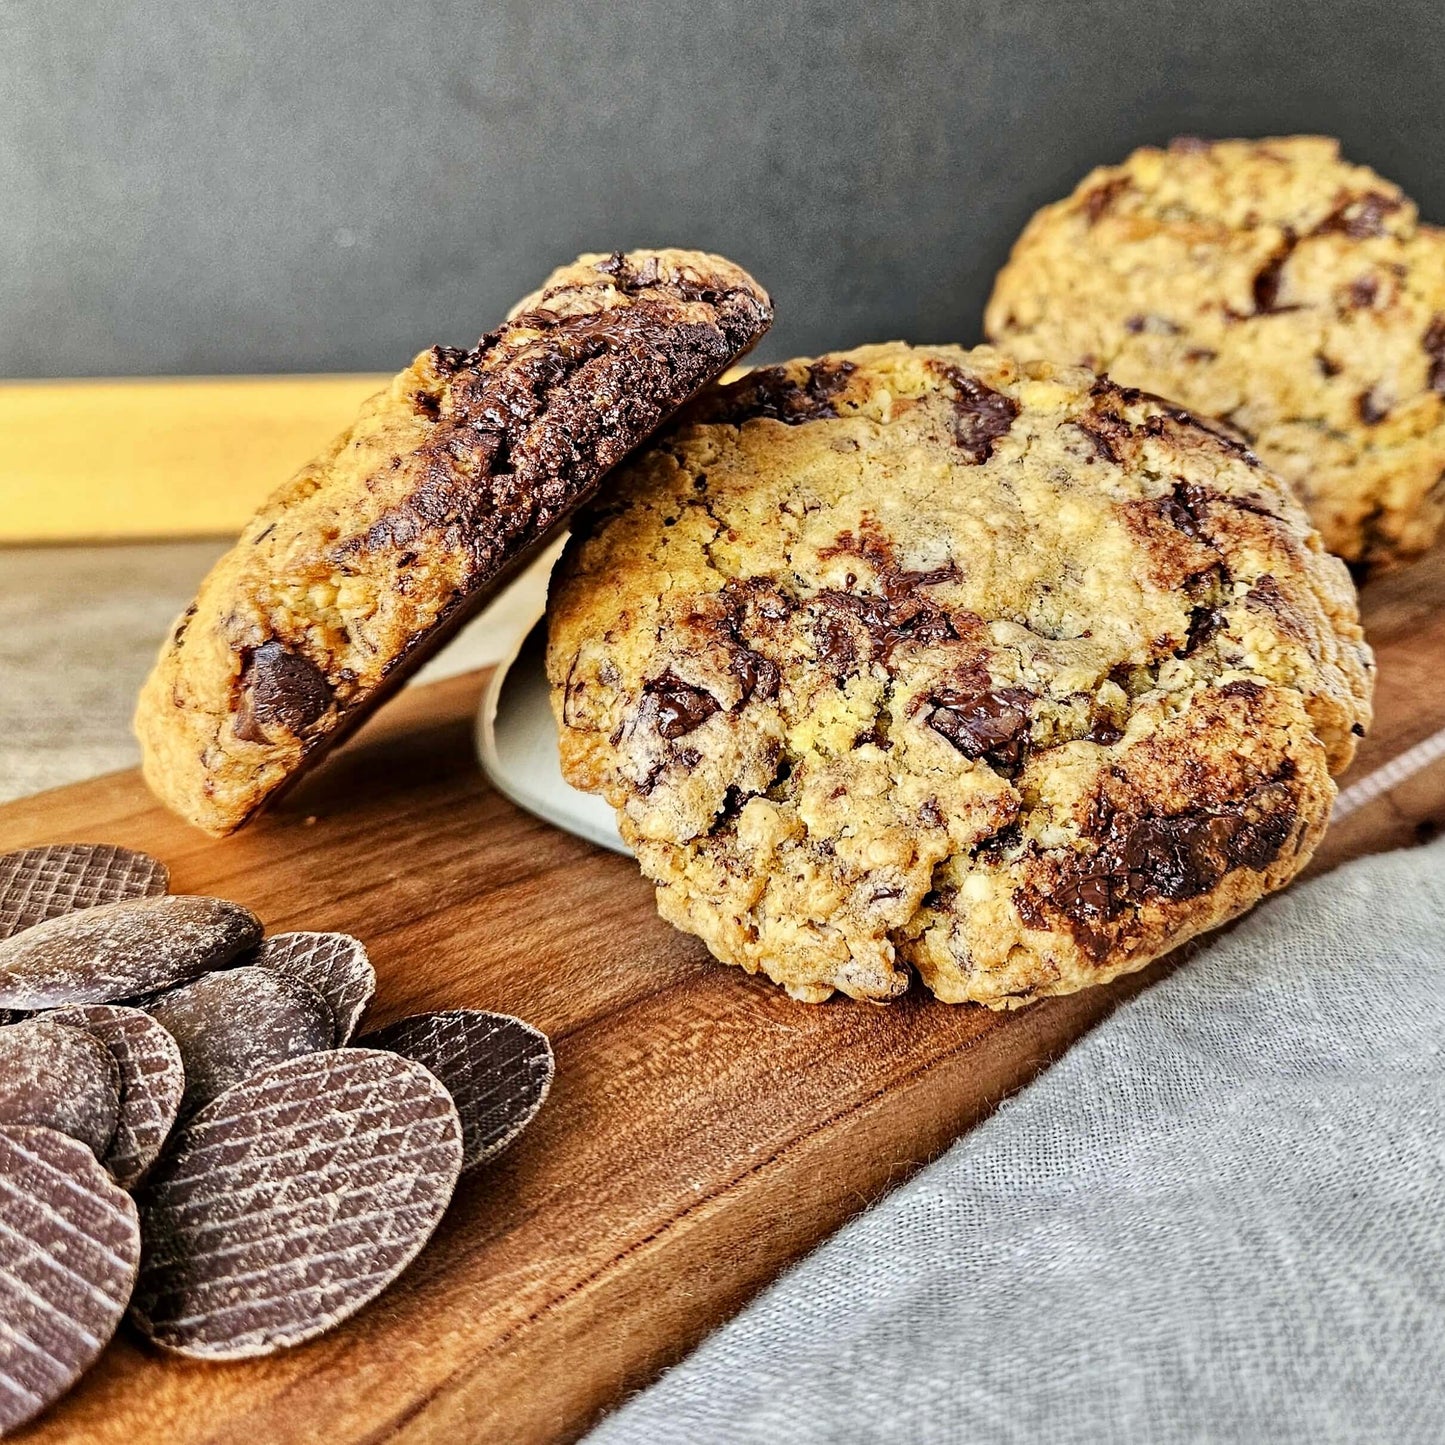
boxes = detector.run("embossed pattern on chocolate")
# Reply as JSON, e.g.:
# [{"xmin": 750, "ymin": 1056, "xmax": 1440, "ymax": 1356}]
[
  {"xmin": 135, "ymin": 249, "xmax": 772, "ymax": 835},
  {"xmin": 986, "ymin": 136, "xmax": 1445, "ymax": 569},
  {"xmin": 0, "ymin": 1126, "xmax": 141, "ymax": 1435},
  {"xmin": 245, "ymin": 931, "xmax": 375, "ymax": 1044},
  {"xmin": 47, "ymin": 1004, "xmax": 186, "ymax": 1189},
  {"xmin": 130, "ymin": 1050, "xmax": 462, "ymax": 1358},
  {"xmin": 357, "ymin": 1010, "xmax": 554, "ymax": 1170},
  {"xmin": 548, "ymin": 341, "xmax": 1373, "ymax": 1007},
  {"xmin": 0, "ymin": 844, "xmax": 168, "ymax": 942}
]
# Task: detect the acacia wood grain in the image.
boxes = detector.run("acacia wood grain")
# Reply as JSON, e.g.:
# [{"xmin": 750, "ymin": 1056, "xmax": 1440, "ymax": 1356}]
[{"xmin": 2, "ymin": 547, "xmax": 1442, "ymax": 1444}]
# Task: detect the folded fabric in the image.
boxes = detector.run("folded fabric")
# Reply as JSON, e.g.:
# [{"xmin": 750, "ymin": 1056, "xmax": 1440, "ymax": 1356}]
[{"xmin": 588, "ymin": 835, "xmax": 1445, "ymax": 1444}]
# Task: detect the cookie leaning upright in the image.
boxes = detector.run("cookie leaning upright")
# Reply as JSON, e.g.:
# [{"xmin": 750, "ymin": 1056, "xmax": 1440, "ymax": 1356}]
[
  {"xmin": 547, "ymin": 342, "xmax": 1373, "ymax": 1007},
  {"xmin": 136, "ymin": 250, "xmax": 772, "ymax": 834},
  {"xmin": 986, "ymin": 136, "xmax": 1445, "ymax": 569}
]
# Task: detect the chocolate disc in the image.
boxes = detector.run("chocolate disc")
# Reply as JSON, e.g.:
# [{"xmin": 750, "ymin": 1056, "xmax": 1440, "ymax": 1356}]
[
  {"xmin": 357, "ymin": 1010, "xmax": 554, "ymax": 1171},
  {"xmin": 145, "ymin": 966, "xmax": 334, "ymax": 1118},
  {"xmin": 0, "ymin": 1018, "xmax": 121, "ymax": 1160},
  {"xmin": 130, "ymin": 1049, "xmax": 462, "ymax": 1358},
  {"xmin": 0, "ymin": 843, "xmax": 168, "ymax": 942},
  {"xmin": 246, "ymin": 931, "xmax": 375, "ymax": 1044},
  {"xmin": 47, "ymin": 1005, "xmax": 186, "ymax": 1190},
  {"xmin": 0, "ymin": 894, "xmax": 261, "ymax": 1010},
  {"xmin": 0, "ymin": 1126, "xmax": 141, "ymax": 1434}
]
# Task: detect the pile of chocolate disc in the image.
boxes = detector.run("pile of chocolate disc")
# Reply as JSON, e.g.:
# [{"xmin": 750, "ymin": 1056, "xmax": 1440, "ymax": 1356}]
[{"xmin": 0, "ymin": 843, "xmax": 554, "ymax": 1434}]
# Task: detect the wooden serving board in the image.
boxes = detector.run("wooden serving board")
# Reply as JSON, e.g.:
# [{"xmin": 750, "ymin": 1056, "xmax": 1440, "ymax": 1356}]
[{"xmin": 5, "ymin": 550, "xmax": 1445, "ymax": 1445}]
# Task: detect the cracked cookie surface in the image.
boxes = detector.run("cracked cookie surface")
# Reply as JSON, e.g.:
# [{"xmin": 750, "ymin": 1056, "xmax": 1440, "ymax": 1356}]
[
  {"xmin": 135, "ymin": 249, "xmax": 772, "ymax": 834},
  {"xmin": 986, "ymin": 136, "xmax": 1445, "ymax": 569},
  {"xmin": 546, "ymin": 342, "xmax": 1373, "ymax": 1006}
]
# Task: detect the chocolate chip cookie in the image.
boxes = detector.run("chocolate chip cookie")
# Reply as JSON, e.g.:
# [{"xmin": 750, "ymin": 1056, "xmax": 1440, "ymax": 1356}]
[
  {"xmin": 985, "ymin": 136, "xmax": 1445, "ymax": 569},
  {"xmin": 546, "ymin": 343, "xmax": 1373, "ymax": 1006},
  {"xmin": 136, "ymin": 250, "xmax": 772, "ymax": 834}
]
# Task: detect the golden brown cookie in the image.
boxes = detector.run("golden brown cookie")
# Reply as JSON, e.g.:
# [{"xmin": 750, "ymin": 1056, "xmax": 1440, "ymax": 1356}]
[
  {"xmin": 546, "ymin": 343, "xmax": 1373, "ymax": 1006},
  {"xmin": 986, "ymin": 136, "xmax": 1445, "ymax": 569},
  {"xmin": 136, "ymin": 249, "xmax": 772, "ymax": 834}
]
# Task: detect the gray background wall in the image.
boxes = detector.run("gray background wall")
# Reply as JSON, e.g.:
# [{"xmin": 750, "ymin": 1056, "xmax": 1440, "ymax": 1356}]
[{"xmin": 2, "ymin": 0, "xmax": 1441, "ymax": 377}]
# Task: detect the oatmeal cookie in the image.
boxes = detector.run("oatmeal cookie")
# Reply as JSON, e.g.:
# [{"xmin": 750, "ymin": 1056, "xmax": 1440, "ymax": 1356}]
[
  {"xmin": 546, "ymin": 343, "xmax": 1373, "ymax": 1005},
  {"xmin": 986, "ymin": 136, "xmax": 1445, "ymax": 568},
  {"xmin": 136, "ymin": 249, "xmax": 772, "ymax": 834}
]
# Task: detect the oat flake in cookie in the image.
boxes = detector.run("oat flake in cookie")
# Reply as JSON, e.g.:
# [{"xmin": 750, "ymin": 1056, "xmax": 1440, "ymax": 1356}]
[
  {"xmin": 135, "ymin": 249, "xmax": 773, "ymax": 835},
  {"xmin": 546, "ymin": 342, "xmax": 1373, "ymax": 1007},
  {"xmin": 986, "ymin": 136, "xmax": 1445, "ymax": 569}
]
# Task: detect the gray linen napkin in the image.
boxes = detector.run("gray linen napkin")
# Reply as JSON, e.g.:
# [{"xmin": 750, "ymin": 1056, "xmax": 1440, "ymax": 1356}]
[{"xmin": 588, "ymin": 836, "xmax": 1445, "ymax": 1444}]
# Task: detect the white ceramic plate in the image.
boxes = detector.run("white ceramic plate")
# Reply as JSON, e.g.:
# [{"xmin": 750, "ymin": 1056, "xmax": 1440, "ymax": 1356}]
[{"xmin": 476, "ymin": 618, "xmax": 630, "ymax": 855}]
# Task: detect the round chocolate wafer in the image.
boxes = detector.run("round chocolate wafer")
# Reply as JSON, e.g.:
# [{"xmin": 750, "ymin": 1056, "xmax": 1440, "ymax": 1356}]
[
  {"xmin": 0, "ymin": 843, "xmax": 168, "ymax": 942},
  {"xmin": 47, "ymin": 1005, "xmax": 185, "ymax": 1190},
  {"xmin": 0, "ymin": 1125, "xmax": 140, "ymax": 1434},
  {"xmin": 357, "ymin": 1010, "xmax": 554, "ymax": 1171},
  {"xmin": 130, "ymin": 1049, "xmax": 462, "ymax": 1358},
  {"xmin": 0, "ymin": 894, "xmax": 261, "ymax": 1011},
  {"xmin": 0, "ymin": 1018, "xmax": 120, "ymax": 1161},
  {"xmin": 145, "ymin": 966, "xmax": 333, "ymax": 1118},
  {"xmin": 246, "ymin": 931, "xmax": 375, "ymax": 1044}
]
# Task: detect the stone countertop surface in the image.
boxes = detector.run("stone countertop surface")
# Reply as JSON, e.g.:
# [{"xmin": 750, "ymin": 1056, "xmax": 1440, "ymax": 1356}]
[{"xmin": 0, "ymin": 540, "xmax": 552, "ymax": 805}]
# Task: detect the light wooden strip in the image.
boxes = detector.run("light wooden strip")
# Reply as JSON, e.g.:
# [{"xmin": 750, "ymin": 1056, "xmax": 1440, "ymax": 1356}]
[
  {"xmin": 0, "ymin": 376, "xmax": 388, "ymax": 542},
  {"xmin": 1334, "ymin": 723, "xmax": 1445, "ymax": 820}
]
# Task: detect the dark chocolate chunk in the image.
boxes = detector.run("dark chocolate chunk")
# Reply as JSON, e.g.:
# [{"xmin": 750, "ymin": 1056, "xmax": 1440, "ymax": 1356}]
[
  {"xmin": 929, "ymin": 363, "xmax": 1020, "ymax": 464},
  {"xmin": 1083, "ymin": 176, "xmax": 1130, "ymax": 223},
  {"xmin": 245, "ymin": 931, "xmax": 376, "ymax": 1045},
  {"xmin": 815, "ymin": 612, "xmax": 858, "ymax": 676},
  {"xmin": 1088, "ymin": 716, "xmax": 1125, "ymax": 746},
  {"xmin": 1015, "ymin": 763, "xmax": 1298, "ymax": 956},
  {"xmin": 0, "ymin": 843, "xmax": 168, "ymax": 942},
  {"xmin": 1426, "ymin": 316, "xmax": 1445, "ymax": 396},
  {"xmin": 0, "ymin": 1018, "xmax": 120, "ymax": 1161},
  {"xmin": 646, "ymin": 673, "xmax": 721, "ymax": 739},
  {"xmin": 731, "ymin": 649, "xmax": 780, "ymax": 704},
  {"xmin": 356, "ymin": 1010, "xmax": 554, "ymax": 1171},
  {"xmin": 1314, "ymin": 190, "xmax": 1402, "ymax": 240},
  {"xmin": 813, "ymin": 581, "xmax": 968, "ymax": 675},
  {"xmin": 47, "ymin": 1005, "xmax": 185, "ymax": 1190},
  {"xmin": 0, "ymin": 1126, "xmax": 141, "ymax": 1434},
  {"xmin": 1347, "ymin": 275, "xmax": 1379, "ymax": 309},
  {"xmin": 145, "ymin": 966, "xmax": 335, "ymax": 1118},
  {"xmin": 0, "ymin": 895, "xmax": 261, "ymax": 1011},
  {"xmin": 702, "ymin": 358, "xmax": 856, "ymax": 426},
  {"xmin": 1179, "ymin": 606, "xmax": 1227, "ymax": 657},
  {"xmin": 1220, "ymin": 679, "xmax": 1266, "ymax": 702},
  {"xmin": 1252, "ymin": 231, "xmax": 1299, "ymax": 315},
  {"xmin": 130, "ymin": 1049, "xmax": 462, "ymax": 1358},
  {"xmin": 928, "ymin": 687, "xmax": 1034, "ymax": 774},
  {"xmin": 1357, "ymin": 388, "xmax": 1390, "ymax": 425},
  {"xmin": 1158, "ymin": 480, "xmax": 1214, "ymax": 543},
  {"xmin": 234, "ymin": 641, "xmax": 334, "ymax": 744}
]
